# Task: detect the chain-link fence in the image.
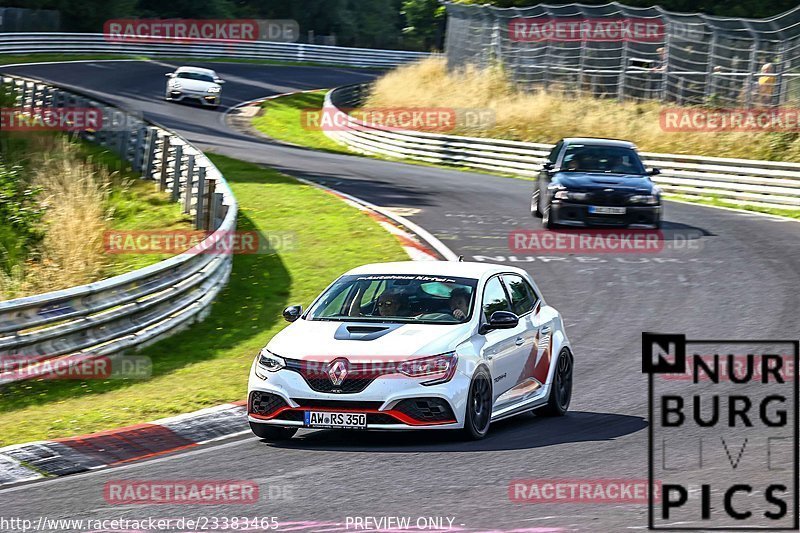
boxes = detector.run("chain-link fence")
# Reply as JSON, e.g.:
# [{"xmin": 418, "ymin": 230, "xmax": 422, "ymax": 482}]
[{"xmin": 444, "ymin": 2, "xmax": 800, "ymax": 108}]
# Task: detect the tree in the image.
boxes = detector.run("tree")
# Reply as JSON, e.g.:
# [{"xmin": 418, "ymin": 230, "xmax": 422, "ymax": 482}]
[{"xmin": 402, "ymin": 0, "xmax": 446, "ymax": 50}]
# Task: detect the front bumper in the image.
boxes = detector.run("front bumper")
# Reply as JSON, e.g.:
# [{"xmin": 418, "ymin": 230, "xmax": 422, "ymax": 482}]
[
  {"xmin": 166, "ymin": 90, "xmax": 220, "ymax": 106},
  {"xmin": 551, "ymin": 201, "xmax": 661, "ymax": 228},
  {"xmin": 247, "ymin": 363, "xmax": 470, "ymax": 430}
]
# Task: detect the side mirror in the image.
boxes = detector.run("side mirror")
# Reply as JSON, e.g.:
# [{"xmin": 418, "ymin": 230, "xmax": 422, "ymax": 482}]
[
  {"xmin": 215, "ymin": 79, "xmax": 226, "ymax": 84},
  {"xmin": 282, "ymin": 305, "xmax": 302, "ymax": 323},
  {"xmin": 480, "ymin": 311, "xmax": 519, "ymax": 334},
  {"xmin": 165, "ymin": 73, "xmax": 175, "ymax": 78},
  {"xmin": 648, "ymin": 167, "xmax": 661, "ymax": 176},
  {"xmin": 542, "ymin": 161, "xmax": 554, "ymax": 171}
]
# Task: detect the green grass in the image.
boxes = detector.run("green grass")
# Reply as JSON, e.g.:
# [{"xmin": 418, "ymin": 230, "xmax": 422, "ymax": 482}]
[
  {"xmin": 252, "ymin": 90, "xmax": 352, "ymax": 154},
  {"xmin": 0, "ymin": 154, "xmax": 407, "ymax": 446},
  {"xmin": 0, "ymin": 131, "xmax": 193, "ymax": 283}
]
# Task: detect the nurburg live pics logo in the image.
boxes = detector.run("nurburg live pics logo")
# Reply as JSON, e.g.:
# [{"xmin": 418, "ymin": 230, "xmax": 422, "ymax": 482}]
[{"xmin": 642, "ymin": 332, "xmax": 799, "ymax": 530}]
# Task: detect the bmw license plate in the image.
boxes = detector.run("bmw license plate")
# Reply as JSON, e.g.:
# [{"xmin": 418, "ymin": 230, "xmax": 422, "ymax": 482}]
[
  {"xmin": 588, "ymin": 206, "xmax": 626, "ymax": 215},
  {"xmin": 304, "ymin": 411, "xmax": 367, "ymax": 429}
]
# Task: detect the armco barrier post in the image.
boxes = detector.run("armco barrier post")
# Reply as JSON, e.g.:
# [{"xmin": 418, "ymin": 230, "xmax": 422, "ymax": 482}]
[
  {"xmin": 183, "ymin": 154, "xmax": 195, "ymax": 215},
  {"xmin": 205, "ymin": 178, "xmax": 217, "ymax": 231},
  {"xmin": 132, "ymin": 126, "xmax": 146, "ymax": 172},
  {"xmin": 142, "ymin": 128, "xmax": 158, "ymax": 179},
  {"xmin": 213, "ymin": 192, "xmax": 224, "ymax": 230},
  {"xmin": 172, "ymin": 144, "xmax": 183, "ymax": 203},
  {"xmin": 195, "ymin": 166, "xmax": 206, "ymax": 230},
  {"xmin": 159, "ymin": 134, "xmax": 171, "ymax": 191}
]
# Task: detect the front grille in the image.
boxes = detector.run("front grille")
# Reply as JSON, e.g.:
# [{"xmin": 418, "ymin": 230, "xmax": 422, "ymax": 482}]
[
  {"xmin": 394, "ymin": 398, "xmax": 456, "ymax": 423},
  {"xmin": 302, "ymin": 376, "xmax": 376, "ymax": 394},
  {"xmin": 249, "ymin": 391, "xmax": 288, "ymax": 416},
  {"xmin": 284, "ymin": 359, "xmax": 378, "ymax": 394},
  {"xmin": 591, "ymin": 191, "xmax": 631, "ymax": 206}
]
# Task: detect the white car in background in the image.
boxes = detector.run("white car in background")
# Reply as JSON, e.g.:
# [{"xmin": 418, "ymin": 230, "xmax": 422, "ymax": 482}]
[
  {"xmin": 164, "ymin": 66, "xmax": 224, "ymax": 108},
  {"xmin": 248, "ymin": 261, "xmax": 574, "ymax": 441}
]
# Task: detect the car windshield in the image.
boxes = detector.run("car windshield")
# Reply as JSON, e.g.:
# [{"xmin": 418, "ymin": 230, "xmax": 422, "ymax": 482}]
[
  {"xmin": 561, "ymin": 145, "xmax": 646, "ymax": 175},
  {"xmin": 307, "ymin": 274, "xmax": 479, "ymax": 324},
  {"xmin": 176, "ymin": 71, "xmax": 215, "ymax": 83}
]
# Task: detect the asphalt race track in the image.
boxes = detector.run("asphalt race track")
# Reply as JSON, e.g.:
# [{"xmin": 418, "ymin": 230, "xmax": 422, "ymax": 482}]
[{"xmin": 1, "ymin": 60, "xmax": 799, "ymax": 531}]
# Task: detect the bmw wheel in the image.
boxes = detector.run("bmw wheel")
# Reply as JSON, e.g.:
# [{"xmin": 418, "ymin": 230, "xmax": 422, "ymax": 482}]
[
  {"xmin": 531, "ymin": 190, "xmax": 542, "ymax": 218},
  {"xmin": 250, "ymin": 422, "xmax": 298, "ymax": 442},
  {"xmin": 542, "ymin": 200, "xmax": 556, "ymax": 230},
  {"xmin": 462, "ymin": 367, "xmax": 493, "ymax": 440},
  {"xmin": 535, "ymin": 348, "xmax": 573, "ymax": 417}
]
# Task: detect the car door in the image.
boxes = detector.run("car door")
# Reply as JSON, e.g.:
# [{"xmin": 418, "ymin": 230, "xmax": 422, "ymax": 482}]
[
  {"xmin": 501, "ymin": 273, "xmax": 550, "ymax": 389},
  {"xmin": 480, "ymin": 275, "xmax": 527, "ymax": 400}
]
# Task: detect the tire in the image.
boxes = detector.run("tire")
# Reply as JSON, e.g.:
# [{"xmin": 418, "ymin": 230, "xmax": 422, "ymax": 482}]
[
  {"xmin": 461, "ymin": 367, "xmax": 493, "ymax": 440},
  {"xmin": 531, "ymin": 191, "xmax": 542, "ymax": 218},
  {"xmin": 249, "ymin": 422, "xmax": 298, "ymax": 441},
  {"xmin": 535, "ymin": 348, "xmax": 573, "ymax": 417},
  {"xmin": 542, "ymin": 201, "xmax": 556, "ymax": 230}
]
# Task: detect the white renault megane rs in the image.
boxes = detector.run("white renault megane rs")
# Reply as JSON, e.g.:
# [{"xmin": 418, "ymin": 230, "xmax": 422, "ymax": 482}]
[{"xmin": 248, "ymin": 261, "xmax": 574, "ymax": 441}]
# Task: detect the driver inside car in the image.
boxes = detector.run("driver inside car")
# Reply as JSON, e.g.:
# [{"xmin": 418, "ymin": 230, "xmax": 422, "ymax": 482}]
[
  {"xmin": 449, "ymin": 288, "xmax": 470, "ymax": 321},
  {"xmin": 375, "ymin": 291, "xmax": 405, "ymax": 316}
]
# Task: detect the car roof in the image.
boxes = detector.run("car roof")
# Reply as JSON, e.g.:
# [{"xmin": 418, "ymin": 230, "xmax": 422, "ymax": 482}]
[
  {"xmin": 175, "ymin": 66, "xmax": 217, "ymax": 76},
  {"xmin": 343, "ymin": 261, "xmax": 527, "ymax": 280},
  {"xmin": 562, "ymin": 137, "xmax": 637, "ymax": 149}
]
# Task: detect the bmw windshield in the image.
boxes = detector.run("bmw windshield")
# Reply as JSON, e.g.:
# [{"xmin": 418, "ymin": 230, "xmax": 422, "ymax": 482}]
[
  {"xmin": 307, "ymin": 274, "xmax": 478, "ymax": 324},
  {"xmin": 561, "ymin": 145, "xmax": 646, "ymax": 175}
]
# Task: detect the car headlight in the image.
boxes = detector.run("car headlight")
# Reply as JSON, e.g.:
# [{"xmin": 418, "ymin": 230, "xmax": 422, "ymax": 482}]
[
  {"xmin": 628, "ymin": 194, "xmax": 660, "ymax": 205},
  {"xmin": 254, "ymin": 350, "xmax": 285, "ymax": 379},
  {"xmin": 554, "ymin": 190, "xmax": 590, "ymax": 202},
  {"xmin": 170, "ymin": 82, "xmax": 182, "ymax": 89},
  {"xmin": 207, "ymin": 86, "xmax": 221, "ymax": 93},
  {"xmin": 398, "ymin": 352, "xmax": 458, "ymax": 385}
]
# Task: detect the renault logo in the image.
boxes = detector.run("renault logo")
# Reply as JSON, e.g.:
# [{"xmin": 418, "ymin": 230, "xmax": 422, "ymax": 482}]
[{"xmin": 328, "ymin": 359, "xmax": 348, "ymax": 386}]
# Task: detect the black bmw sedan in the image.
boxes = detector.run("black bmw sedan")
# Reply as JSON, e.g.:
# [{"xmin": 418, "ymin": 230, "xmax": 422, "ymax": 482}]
[{"xmin": 532, "ymin": 138, "xmax": 662, "ymax": 229}]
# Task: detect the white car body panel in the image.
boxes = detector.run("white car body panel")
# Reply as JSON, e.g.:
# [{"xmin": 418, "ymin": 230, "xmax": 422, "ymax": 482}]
[
  {"xmin": 165, "ymin": 66, "xmax": 222, "ymax": 107},
  {"xmin": 248, "ymin": 261, "xmax": 573, "ymax": 433}
]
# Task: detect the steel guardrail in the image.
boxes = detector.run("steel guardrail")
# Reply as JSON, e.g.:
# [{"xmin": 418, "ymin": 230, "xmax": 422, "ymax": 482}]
[
  {"xmin": 0, "ymin": 33, "xmax": 429, "ymax": 68},
  {"xmin": 0, "ymin": 74, "xmax": 237, "ymax": 385},
  {"xmin": 325, "ymin": 84, "xmax": 800, "ymax": 211}
]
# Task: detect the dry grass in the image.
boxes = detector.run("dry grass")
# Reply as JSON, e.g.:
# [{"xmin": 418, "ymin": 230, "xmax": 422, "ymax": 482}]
[
  {"xmin": 366, "ymin": 58, "xmax": 800, "ymax": 161},
  {"xmin": 0, "ymin": 137, "xmax": 114, "ymax": 298}
]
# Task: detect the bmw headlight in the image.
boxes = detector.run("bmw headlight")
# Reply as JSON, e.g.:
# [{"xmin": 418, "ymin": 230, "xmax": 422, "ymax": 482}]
[
  {"xmin": 254, "ymin": 349, "xmax": 285, "ymax": 379},
  {"xmin": 207, "ymin": 86, "xmax": 221, "ymax": 93},
  {"xmin": 554, "ymin": 190, "xmax": 590, "ymax": 202},
  {"xmin": 628, "ymin": 194, "xmax": 660, "ymax": 205}
]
